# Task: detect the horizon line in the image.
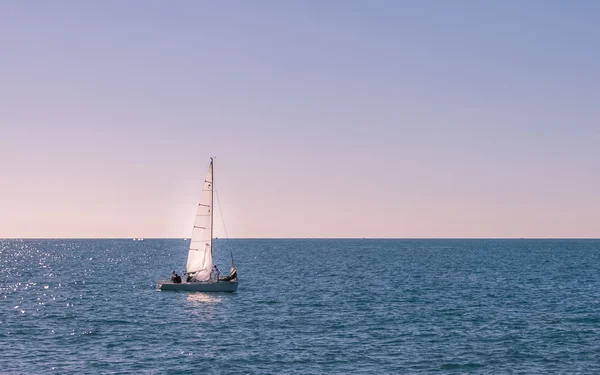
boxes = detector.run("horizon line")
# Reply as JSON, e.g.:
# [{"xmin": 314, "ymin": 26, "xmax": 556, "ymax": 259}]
[{"xmin": 2, "ymin": 237, "xmax": 600, "ymax": 240}]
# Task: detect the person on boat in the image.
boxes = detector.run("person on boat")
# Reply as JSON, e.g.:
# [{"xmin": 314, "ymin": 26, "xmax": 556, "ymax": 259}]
[
  {"xmin": 212, "ymin": 265, "xmax": 220, "ymax": 281},
  {"xmin": 171, "ymin": 271, "xmax": 182, "ymax": 284},
  {"xmin": 186, "ymin": 274, "xmax": 193, "ymax": 282},
  {"xmin": 220, "ymin": 268, "xmax": 237, "ymax": 281}
]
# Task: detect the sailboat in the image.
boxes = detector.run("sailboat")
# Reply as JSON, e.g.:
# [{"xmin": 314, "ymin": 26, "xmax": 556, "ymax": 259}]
[{"xmin": 157, "ymin": 158, "xmax": 238, "ymax": 292}]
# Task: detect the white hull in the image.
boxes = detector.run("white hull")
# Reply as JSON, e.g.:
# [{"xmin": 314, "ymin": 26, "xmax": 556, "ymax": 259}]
[{"xmin": 157, "ymin": 280, "xmax": 238, "ymax": 292}]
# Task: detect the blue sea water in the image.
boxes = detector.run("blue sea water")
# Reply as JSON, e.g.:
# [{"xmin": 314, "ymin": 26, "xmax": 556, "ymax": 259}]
[{"xmin": 1, "ymin": 239, "xmax": 600, "ymax": 374}]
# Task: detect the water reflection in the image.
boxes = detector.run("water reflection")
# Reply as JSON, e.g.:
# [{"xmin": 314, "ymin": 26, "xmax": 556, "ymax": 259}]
[
  {"xmin": 185, "ymin": 293, "xmax": 222, "ymax": 320},
  {"xmin": 186, "ymin": 293, "xmax": 222, "ymax": 305}
]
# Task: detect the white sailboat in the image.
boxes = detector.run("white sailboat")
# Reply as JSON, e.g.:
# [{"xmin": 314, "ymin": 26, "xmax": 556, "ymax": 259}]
[{"xmin": 157, "ymin": 158, "xmax": 238, "ymax": 292}]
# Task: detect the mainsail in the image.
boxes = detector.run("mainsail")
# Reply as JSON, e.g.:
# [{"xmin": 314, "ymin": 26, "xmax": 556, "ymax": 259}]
[{"xmin": 186, "ymin": 159, "xmax": 213, "ymax": 280}]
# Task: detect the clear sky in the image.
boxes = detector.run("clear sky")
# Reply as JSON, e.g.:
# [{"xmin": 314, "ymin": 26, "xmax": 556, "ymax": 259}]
[{"xmin": 1, "ymin": 1, "xmax": 599, "ymax": 238}]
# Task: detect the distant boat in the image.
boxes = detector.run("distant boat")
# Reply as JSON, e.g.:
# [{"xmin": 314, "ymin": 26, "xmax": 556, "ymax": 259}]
[{"xmin": 157, "ymin": 158, "xmax": 238, "ymax": 292}]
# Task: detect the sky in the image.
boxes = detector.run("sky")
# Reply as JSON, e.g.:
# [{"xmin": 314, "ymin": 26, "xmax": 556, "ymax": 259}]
[{"xmin": 1, "ymin": 1, "xmax": 599, "ymax": 238}]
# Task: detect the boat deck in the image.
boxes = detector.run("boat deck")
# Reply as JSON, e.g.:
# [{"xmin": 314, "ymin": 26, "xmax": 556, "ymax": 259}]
[{"xmin": 157, "ymin": 280, "xmax": 238, "ymax": 292}]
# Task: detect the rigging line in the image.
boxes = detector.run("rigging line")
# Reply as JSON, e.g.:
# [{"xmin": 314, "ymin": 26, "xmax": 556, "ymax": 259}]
[{"xmin": 214, "ymin": 187, "xmax": 234, "ymax": 258}]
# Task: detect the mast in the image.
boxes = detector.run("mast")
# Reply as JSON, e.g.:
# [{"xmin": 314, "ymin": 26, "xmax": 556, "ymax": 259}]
[{"xmin": 210, "ymin": 157, "xmax": 214, "ymax": 257}]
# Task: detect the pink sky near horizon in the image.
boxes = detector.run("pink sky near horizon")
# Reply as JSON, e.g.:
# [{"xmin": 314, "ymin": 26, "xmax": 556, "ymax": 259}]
[{"xmin": 1, "ymin": 1, "xmax": 599, "ymax": 238}]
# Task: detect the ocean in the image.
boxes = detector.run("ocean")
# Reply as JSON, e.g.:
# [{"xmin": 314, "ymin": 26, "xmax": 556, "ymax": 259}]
[{"xmin": 1, "ymin": 239, "xmax": 599, "ymax": 374}]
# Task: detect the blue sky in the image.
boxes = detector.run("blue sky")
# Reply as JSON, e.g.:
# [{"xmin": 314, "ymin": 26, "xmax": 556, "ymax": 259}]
[{"xmin": 1, "ymin": 1, "xmax": 599, "ymax": 238}]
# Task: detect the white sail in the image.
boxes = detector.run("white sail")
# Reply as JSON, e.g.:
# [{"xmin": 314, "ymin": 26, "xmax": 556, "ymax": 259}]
[{"xmin": 186, "ymin": 160, "xmax": 213, "ymax": 280}]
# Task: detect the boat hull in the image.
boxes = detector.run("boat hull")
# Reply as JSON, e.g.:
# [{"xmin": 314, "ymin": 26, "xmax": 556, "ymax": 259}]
[{"xmin": 157, "ymin": 280, "xmax": 238, "ymax": 292}]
